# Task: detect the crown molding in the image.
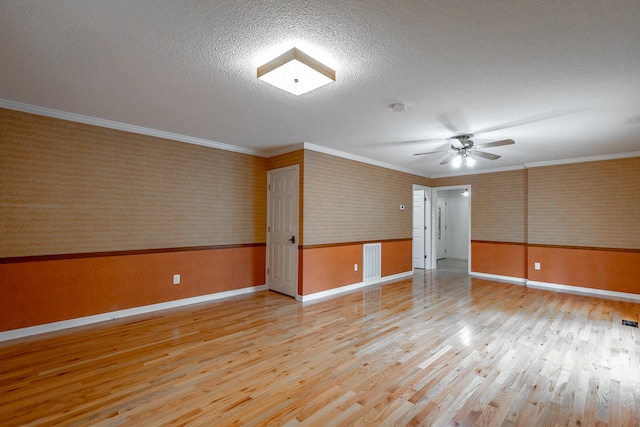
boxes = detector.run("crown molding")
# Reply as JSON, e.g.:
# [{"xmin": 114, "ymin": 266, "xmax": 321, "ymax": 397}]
[
  {"xmin": 261, "ymin": 142, "xmax": 306, "ymax": 157},
  {"xmin": 4, "ymin": 99, "xmax": 637, "ymax": 177},
  {"xmin": 524, "ymin": 151, "xmax": 640, "ymax": 168},
  {"xmin": 0, "ymin": 99, "xmax": 260, "ymax": 156},
  {"xmin": 300, "ymin": 143, "xmax": 432, "ymax": 178},
  {"xmin": 429, "ymin": 164, "xmax": 526, "ymax": 179}
]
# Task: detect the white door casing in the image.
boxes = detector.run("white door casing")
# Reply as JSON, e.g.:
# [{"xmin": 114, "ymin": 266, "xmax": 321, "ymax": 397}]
[{"xmin": 267, "ymin": 166, "xmax": 299, "ymax": 297}]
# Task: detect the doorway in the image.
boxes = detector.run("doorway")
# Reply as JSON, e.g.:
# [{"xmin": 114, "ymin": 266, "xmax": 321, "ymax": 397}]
[
  {"xmin": 430, "ymin": 186, "xmax": 471, "ymax": 273},
  {"xmin": 412, "ymin": 185, "xmax": 431, "ymax": 269},
  {"xmin": 266, "ymin": 166, "xmax": 299, "ymax": 297}
]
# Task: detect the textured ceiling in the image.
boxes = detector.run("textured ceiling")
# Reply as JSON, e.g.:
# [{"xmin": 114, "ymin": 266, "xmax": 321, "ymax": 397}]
[{"xmin": 1, "ymin": 1, "xmax": 639, "ymax": 177}]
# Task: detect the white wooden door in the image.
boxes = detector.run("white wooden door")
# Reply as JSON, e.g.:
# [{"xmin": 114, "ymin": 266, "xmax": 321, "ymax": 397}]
[
  {"xmin": 267, "ymin": 166, "xmax": 299, "ymax": 297},
  {"xmin": 436, "ymin": 195, "xmax": 447, "ymax": 260},
  {"xmin": 413, "ymin": 190, "xmax": 426, "ymax": 269}
]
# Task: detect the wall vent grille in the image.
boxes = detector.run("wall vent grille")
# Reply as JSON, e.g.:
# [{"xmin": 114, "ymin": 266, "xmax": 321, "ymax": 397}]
[{"xmin": 363, "ymin": 243, "xmax": 381, "ymax": 281}]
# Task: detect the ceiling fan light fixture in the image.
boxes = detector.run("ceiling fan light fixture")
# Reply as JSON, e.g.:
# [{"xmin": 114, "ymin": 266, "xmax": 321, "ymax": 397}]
[
  {"xmin": 465, "ymin": 155, "xmax": 476, "ymax": 166},
  {"xmin": 452, "ymin": 154, "xmax": 462, "ymax": 168},
  {"xmin": 257, "ymin": 48, "xmax": 335, "ymax": 96}
]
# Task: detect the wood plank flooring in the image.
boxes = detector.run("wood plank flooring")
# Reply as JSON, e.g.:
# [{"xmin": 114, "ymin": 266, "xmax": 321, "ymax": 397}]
[{"xmin": 1, "ymin": 270, "xmax": 639, "ymax": 426}]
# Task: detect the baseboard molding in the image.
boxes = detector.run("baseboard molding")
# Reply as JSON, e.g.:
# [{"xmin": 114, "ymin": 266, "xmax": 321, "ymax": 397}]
[
  {"xmin": 526, "ymin": 280, "xmax": 640, "ymax": 303},
  {"xmin": 0, "ymin": 285, "xmax": 267, "ymax": 342},
  {"xmin": 469, "ymin": 271, "xmax": 527, "ymax": 285},
  {"xmin": 298, "ymin": 271, "xmax": 414, "ymax": 303}
]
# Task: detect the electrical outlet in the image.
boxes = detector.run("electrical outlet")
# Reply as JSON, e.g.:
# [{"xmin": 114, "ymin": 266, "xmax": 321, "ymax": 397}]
[
  {"xmin": 354, "ymin": 264, "xmax": 358, "ymax": 272},
  {"xmin": 534, "ymin": 262, "xmax": 540, "ymax": 270},
  {"xmin": 173, "ymin": 274, "xmax": 181, "ymax": 285}
]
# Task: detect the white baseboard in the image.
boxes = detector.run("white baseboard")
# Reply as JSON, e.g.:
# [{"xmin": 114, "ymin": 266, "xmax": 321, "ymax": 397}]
[
  {"xmin": 526, "ymin": 280, "xmax": 640, "ymax": 303},
  {"xmin": 470, "ymin": 273, "xmax": 640, "ymax": 302},
  {"xmin": 0, "ymin": 285, "xmax": 267, "ymax": 342},
  {"xmin": 469, "ymin": 271, "xmax": 527, "ymax": 285},
  {"xmin": 298, "ymin": 271, "xmax": 414, "ymax": 303}
]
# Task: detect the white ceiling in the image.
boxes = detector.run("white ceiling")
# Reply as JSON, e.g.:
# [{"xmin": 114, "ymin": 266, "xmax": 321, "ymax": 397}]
[{"xmin": 1, "ymin": 1, "xmax": 639, "ymax": 177}]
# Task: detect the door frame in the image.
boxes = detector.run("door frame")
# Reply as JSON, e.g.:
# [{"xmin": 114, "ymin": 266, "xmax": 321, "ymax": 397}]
[
  {"xmin": 412, "ymin": 185, "xmax": 432, "ymax": 269},
  {"xmin": 266, "ymin": 165, "xmax": 300, "ymax": 297},
  {"xmin": 430, "ymin": 185, "xmax": 471, "ymax": 272}
]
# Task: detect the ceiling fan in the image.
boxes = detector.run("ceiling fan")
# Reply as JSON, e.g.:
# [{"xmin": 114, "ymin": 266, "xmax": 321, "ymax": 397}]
[{"xmin": 414, "ymin": 134, "xmax": 515, "ymax": 167}]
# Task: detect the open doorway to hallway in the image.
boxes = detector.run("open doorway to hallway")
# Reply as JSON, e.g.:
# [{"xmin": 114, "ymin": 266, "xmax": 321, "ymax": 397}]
[{"xmin": 433, "ymin": 186, "xmax": 470, "ymax": 273}]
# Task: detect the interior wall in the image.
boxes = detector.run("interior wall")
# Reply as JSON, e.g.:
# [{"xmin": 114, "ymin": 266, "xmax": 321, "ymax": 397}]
[
  {"xmin": 3, "ymin": 105, "xmax": 638, "ymax": 333},
  {"xmin": 303, "ymin": 150, "xmax": 431, "ymax": 244},
  {"xmin": 433, "ymin": 158, "xmax": 640, "ymax": 293},
  {"xmin": 527, "ymin": 157, "xmax": 640, "ymax": 294},
  {"xmin": 431, "ymin": 169, "xmax": 528, "ymax": 278},
  {"xmin": 528, "ymin": 157, "xmax": 640, "ymax": 249},
  {"xmin": 0, "ymin": 109, "xmax": 268, "ymax": 332},
  {"xmin": 432, "ymin": 169, "xmax": 527, "ymax": 243},
  {"xmin": 299, "ymin": 150, "xmax": 431, "ymax": 295},
  {"xmin": 1, "ymin": 108, "xmax": 267, "ymax": 257}
]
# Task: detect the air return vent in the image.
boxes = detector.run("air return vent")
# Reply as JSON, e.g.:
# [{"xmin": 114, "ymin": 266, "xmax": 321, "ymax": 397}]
[
  {"xmin": 363, "ymin": 243, "xmax": 381, "ymax": 281},
  {"xmin": 621, "ymin": 320, "xmax": 638, "ymax": 328}
]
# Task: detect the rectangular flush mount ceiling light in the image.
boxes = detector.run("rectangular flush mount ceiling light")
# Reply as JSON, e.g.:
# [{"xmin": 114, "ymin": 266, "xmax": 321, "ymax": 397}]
[{"xmin": 257, "ymin": 48, "xmax": 335, "ymax": 96}]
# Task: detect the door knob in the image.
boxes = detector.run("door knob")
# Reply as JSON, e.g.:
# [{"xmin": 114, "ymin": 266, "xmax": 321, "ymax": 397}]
[{"xmin": 288, "ymin": 235, "xmax": 296, "ymax": 244}]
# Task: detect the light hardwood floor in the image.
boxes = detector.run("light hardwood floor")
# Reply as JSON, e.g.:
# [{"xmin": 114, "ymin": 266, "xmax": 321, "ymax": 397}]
[{"xmin": 1, "ymin": 270, "xmax": 639, "ymax": 426}]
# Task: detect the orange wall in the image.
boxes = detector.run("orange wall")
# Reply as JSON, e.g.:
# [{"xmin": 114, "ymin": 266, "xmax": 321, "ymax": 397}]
[
  {"xmin": 299, "ymin": 245, "xmax": 363, "ymax": 295},
  {"xmin": 382, "ymin": 240, "xmax": 412, "ymax": 277},
  {"xmin": 0, "ymin": 246, "xmax": 265, "ymax": 332},
  {"xmin": 471, "ymin": 241, "xmax": 527, "ymax": 279},
  {"xmin": 299, "ymin": 240, "xmax": 412, "ymax": 296},
  {"xmin": 528, "ymin": 246, "xmax": 640, "ymax": 294}
]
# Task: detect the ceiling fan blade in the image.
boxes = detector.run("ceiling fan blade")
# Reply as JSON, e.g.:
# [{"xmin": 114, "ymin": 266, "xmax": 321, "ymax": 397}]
[
  {"xmin": 372, "ymin": 138, "xmax": 447, "ymax": 148},
  {"xmin": 440, "ymin": 152, "xmax": 459, "ymax": 165},
  {"xmin": 472, "ymin": 150, "xmax": 501, "ymax": 160},
  {"xmin": 414, "ymin": 143, "xmax": 457, "ymax": 156},
  {"xmin": 414, "ymin": 150, "xmax": 445, "ymax": 156},
  {"xmin": 473, "ymin": 139, "xmax": 514, "ymax": 149}
]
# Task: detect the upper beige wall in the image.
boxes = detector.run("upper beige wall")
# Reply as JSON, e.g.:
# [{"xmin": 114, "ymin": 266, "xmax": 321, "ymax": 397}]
[
  {"xmin": 528, "ymin": 157, "xmax": 640, "ymax": 249},
  {"xmin": 0, "ymin": 109, "xmax": 267, "ymax": 257},
  {"xmin": 432, "ymin": 169, "xmax": 528, "ymax": 243},
  {"xmin": 303, "ymin": 150, "xmax": 431, "ymax": 245}
]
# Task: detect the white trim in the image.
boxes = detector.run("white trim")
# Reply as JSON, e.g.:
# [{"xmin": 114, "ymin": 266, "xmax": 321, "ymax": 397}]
[
  {"xmin": 0, "ymin": 98, "xmax": 260, "ymax": 156},
  {"xmin": 301, "ymin": 143, "xmax": 431, "ymax": 178},
  {"xmin": 412, "ymin": 184, "xmax": 432, "ymax": 270},
  {"xmin": 470, "ymin": 271, "xmax": 527, "ymax": 285},
  {"xmin": 525, "ymin": 151, "xmax": 640, "ymax": 168},
  {"xmin": 263, "ymin": 142, "xmax": 306, "ymax": 157},
  {"xmin": 6, "ymin": 99, "xmax": 637, "ymax": 179},
  {"xmin": 0, "ymin": 285, "xmax": 267, "ymax": 342},
  {"xmin": 526, "ymin": 280, "xmax": 640, "ymax": 303},
  {"xmin": 429, "ymin": 165, "xmax": 526, "ymax": 179},
  {"xmin": 298, "ymin": 271, "xmax": 413, "ymax": 303},
  {"xmin": 266, "ymin": 165, "xmax": 300, "ymax": 298}
]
